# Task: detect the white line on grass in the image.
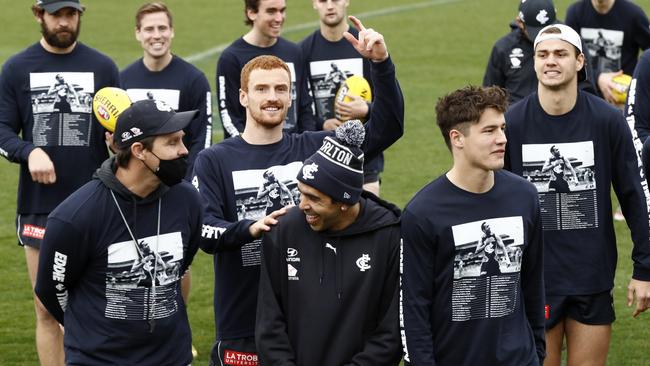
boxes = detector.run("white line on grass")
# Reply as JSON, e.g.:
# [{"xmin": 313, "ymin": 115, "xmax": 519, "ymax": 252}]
[{"xmin": 185, "ymin": 0, "xmax": 460, "ymax": 63}]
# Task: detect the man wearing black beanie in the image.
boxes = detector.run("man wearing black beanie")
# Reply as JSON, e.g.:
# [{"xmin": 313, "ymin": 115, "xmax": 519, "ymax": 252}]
[{"xmin": 256, "ymin": 120, "xmax": 402, "ymax": 366}]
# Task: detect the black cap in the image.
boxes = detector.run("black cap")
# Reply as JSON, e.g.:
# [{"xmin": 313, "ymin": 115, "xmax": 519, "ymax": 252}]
[
  {"xmin": 36, "ymin": 0, "xmax": 84, "ymax": 13},
  {"xmin": 518, "ymin": 0, "xmax": 557, "ymax": 41},
  {"xmin": 114, "ymin": 100, "xmax": 198, "ymax": 149}
]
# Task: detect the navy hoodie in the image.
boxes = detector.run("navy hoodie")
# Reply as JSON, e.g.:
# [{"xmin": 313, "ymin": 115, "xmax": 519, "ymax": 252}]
[
  {"xmin": 35, "ymin": 157, "xmax": 202, "ymax": 365},
  {"xmin": 483, "ymin": 27, "xmax": 539, "ymax": 104},
  {"xmin": 256, "ymin": 192, "xmax": 402, "ymax": 366}
]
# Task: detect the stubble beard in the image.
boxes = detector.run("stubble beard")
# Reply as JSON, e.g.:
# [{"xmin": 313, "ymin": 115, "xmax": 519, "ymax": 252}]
[{"xmin": 250, "ymin": 104, "xmax": 286, "ymax": 129}]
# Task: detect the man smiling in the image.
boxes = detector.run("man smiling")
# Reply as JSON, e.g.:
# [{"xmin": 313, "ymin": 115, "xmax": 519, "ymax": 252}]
[
  {"xmin": 505, "ymin": 24, "xmax": 650, "ymax": 366},
  {"xmin": 193, "ymin": 17, "xmax": 403, "ymax": 366},
  {"xmin": 256, "ymin": 121, "xmax": 402, "ymax": 366}
]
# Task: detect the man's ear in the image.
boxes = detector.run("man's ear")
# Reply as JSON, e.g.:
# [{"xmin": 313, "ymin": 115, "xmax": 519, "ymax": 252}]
[
  {"xmin": 131, "ymin": 142, "xmax": 146, "ymax": 160},
  {"xmin": 450, "ymin": 129, "xmax": 464, "ymax": 149},
  {"xmin": 240, "ymin": 88, "xmax": 248, "ymax": 108}
]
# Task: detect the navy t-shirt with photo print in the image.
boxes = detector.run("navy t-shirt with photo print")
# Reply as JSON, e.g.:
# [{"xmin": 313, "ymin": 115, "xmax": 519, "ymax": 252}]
[
  {"xmin": 299, "ymin": 27, "xmax": 384, "ymax": 180},
  {"xmin": 401, "ymin": 170, "xmax": 545, "ymax": 366},
  {"xmin": 505, "ymin": 90, "xmax": 650, "ymax": 295},
  {"xmin": 0, "ymin": 42, "xmax": 119, "ymax": 214},
  {"xmin": 566, "ymin": 0, "xmax": 650, "ymax": 79}
]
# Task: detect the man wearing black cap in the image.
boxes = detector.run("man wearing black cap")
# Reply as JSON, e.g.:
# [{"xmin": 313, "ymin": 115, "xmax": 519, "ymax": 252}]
[
  {"xmin": 483, "ymin": 0, "xmax": 557, "ymax": 104},
  {"xmin": 256, "ymin": 121, "xmax": 402, "ymax": 366},
  {"xmin": 34, "ymin": 99, "xmax": 203, "ymax": 365},
  {"xmin": 0, "ymin": 1, "xmax": 118, "ymax": 364},
  {"xmin": 505, "ymin": 24, "xmax": 650, "ymax": 366},
  {"xmin": 120, "ymin": 2, "xmax": 212, "ymax": 181}
]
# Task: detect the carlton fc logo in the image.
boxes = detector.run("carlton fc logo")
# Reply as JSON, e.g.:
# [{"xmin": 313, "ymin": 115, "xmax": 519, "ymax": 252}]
[
  {"xmin": 536, "ymin": 9, "xmax": 550, "ymax": 25},
  {"xmin": 154, "ymin": 100, "xmax": 173, "ymax": 112},
  {"xmin": 302, "ymin": 163, "xmax": 318, "ymax": 180},
  {"xmin": 356, "ymin": 254, "xmax": 371, "ymax": 272}
]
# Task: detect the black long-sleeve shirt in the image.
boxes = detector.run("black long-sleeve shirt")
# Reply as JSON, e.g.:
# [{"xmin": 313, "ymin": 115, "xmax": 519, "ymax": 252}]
[
  {"xmin": 629, "ymin": 49, "xmax": 650, "ymax": 142},
  {"xmin": 299, "ymin": 27, "xmax": 384, "ymax": 178},
  {"xmin": 401, "ymin": 170, "xmax": 545, "ymax": 366},
  {"xmin": 566, "ymin": 0, "xmax": 650, "ymax": 86},
  {"xmin": 0, "ymin": 42, "xmax": 118, "ymax": 214},
  {"xmin": 505, "ymin": 91, "xmax": 650, "ymax": 295}
]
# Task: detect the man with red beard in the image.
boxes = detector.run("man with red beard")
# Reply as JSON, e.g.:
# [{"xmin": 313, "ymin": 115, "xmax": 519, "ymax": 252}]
[
  {"xmin": 0, "ymin": 1, "xmax": 118, "ymax": 364},
  {"xmin": 193, "ymin": 16, "xmax": 403, "ymax": 366}
]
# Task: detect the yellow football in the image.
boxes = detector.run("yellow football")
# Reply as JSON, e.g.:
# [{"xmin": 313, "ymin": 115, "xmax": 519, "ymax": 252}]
[
  {"xmin": 611, "ymin": 73, "xmax": 632, "ymax": 105},
  {"xmin": 92, "ymin": 87, "xmax": 131, "ymax": 132},
  {"xmin": 335, "ymin": 75, "xmax": 372, "ymax": 121}
]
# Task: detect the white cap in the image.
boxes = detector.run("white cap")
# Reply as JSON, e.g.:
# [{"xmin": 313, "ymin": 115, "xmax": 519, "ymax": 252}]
[
  {"xmin": 533, "ymin": 23, "xmax": 587, "ymax": 81},
  {"xmin": 533, "ymin": 23, "xmax": 583, "ymax": 53}
]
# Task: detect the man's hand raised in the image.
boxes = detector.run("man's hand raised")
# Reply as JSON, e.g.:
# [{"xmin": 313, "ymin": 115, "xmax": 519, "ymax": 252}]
[{"xmin": 343, "ymin": 16, "xmax": 389, "ymax": 63}]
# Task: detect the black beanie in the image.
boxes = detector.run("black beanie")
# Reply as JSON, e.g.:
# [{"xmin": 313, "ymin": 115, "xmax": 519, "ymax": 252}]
[{"xmin": 297, "ymin": 120, "xmax": 365, "ymax": 204}]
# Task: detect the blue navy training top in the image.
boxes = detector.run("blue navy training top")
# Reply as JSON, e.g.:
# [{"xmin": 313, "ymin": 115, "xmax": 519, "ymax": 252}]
[
  {"xmin": 505, "ymin": 90, "xmax": 650, "ymax": 295},
  {"xmin": 299, "ymin": 27, "xmax": 384, "ymax": 177},
  {"xmin": 483, "ymin": 27, "xmax": 539, "ymax": 104},
  {"xmin": 216, "ymin": 37, "xmax": 316, "ymax": 138},
  {"xmin": 35, "ymin": 158, "xmax": 203, "ymax": 365},
  {"xmin": 120, "ymin": 55, "xmax": 212, "ymax": 179},
  {"xmin": 566, "ymin": 0, "xmax": 650, "ymax": 83},
  {"xmin": 401, "ymin": 170, "xmax": 545, "ymax": 366},
  {"xmin": 629, "ymin": 49, "xmax": 650, "ymax": 142},
  {"xmin": 193, "ymin": 57, "xmax": 403, "ymax": 341},
  {"xmin": 0, "ymin": 42, "xmax": 118, "ymax": 214}
]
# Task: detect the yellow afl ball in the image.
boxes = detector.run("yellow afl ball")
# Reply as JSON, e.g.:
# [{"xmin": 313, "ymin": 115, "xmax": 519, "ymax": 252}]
[
  {"xmin": 93, "ymin": 87, "xmax": 131, "ymax": 132},
  {"xmin": 611, "ymin": 74, "xmax": 632, "ymax": 105},
  {"xmin": 335, "ymin": 75, "xmax": 372, "ymax": 121}
]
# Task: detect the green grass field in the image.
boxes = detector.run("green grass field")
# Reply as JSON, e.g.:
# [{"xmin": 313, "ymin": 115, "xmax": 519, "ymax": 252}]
[{"xmin": 1, "ymin": 0, "xmax": 649, "ymax": 364}]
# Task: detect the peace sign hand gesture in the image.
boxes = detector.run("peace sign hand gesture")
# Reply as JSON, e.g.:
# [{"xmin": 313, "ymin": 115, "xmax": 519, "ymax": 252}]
[{"xmin": 343, "ymin": 16, "xmax": 389, "ymax": 63}]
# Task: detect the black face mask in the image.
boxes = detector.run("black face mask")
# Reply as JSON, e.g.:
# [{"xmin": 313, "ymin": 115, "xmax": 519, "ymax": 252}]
[{"xmin": 148, "ymin": 152, "xmax": 187, "ymax": 186}]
